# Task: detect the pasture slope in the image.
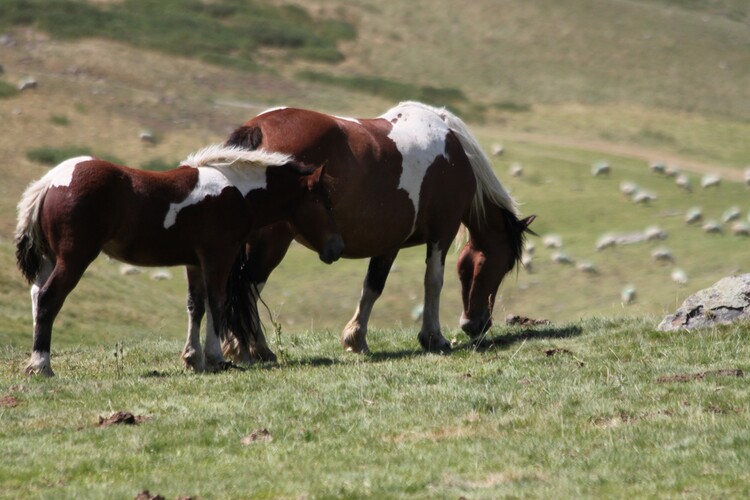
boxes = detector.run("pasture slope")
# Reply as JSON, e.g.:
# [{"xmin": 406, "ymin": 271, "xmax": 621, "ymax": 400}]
[{"xmin": 0, "ymin": 0, "xmax": 749, "ymax": 497}]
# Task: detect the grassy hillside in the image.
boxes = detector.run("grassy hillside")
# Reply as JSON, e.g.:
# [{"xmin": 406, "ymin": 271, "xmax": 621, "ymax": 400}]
[
  {"xmin": 1, "ymin": 319, "xmax": 749, "ymax": 497},
  {"xmin": 0, "ymin": 0, "xmax": 748, "ymax": 347}
]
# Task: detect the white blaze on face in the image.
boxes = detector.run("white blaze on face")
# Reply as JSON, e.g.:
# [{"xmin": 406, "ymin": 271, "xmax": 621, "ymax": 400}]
[
  {"xmin": 163, "ymin": 166, "xmax": 267, "ymax": 229},
  {"xmin": 380, "ymin": 105, "xmax": 449, "ymax": 227},
  {"xmin": 48, "ymin": 156, "xmax": 94, "ymax": 188}
]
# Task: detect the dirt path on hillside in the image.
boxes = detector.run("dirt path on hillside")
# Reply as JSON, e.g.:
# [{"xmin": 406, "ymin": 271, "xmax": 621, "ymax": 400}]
[{"xmin": 498, "ymin": 131, "xmax": 746, "ymax": 183}]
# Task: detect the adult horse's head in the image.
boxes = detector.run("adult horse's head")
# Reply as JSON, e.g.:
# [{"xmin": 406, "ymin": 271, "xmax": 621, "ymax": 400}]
[{"xmin": 457, "ymin": 207, "xmax": 535, "ymax": 338}]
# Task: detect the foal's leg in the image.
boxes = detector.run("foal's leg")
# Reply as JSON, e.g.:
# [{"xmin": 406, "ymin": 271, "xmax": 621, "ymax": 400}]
[
  {"xmin": 26, "ymin": 255, "xmax": 94, "ymax": 376},
  {"xmin": 417, "ymin": 242, "xmax": 451, "ymax": 353},
  {"xmin": 201, "ymin": 254, "xmax": 237, "ymax": 372},
  {"xmin": 342, "ymin": 251, "xmax": 399, "ymax": 353},
  {"xmin": 181, "ymin": 265, "xmax": 206, "ymax": 372},
  {"xmin": 26, "ymin": 257, "xmax": 54, "ymax": 375}
]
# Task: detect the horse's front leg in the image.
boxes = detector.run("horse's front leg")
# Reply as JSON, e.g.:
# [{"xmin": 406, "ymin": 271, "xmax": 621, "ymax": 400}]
[
  {"xmin": 181, "ymin": 265, "xmax": 206, "ymax": 372},
  {"xmin": 417, "ymin": 242, "xmax": 451, "ymax": 353},
  {"xmin": 342, "ymin": 251, "xmax": 399, "ymax": 353}
]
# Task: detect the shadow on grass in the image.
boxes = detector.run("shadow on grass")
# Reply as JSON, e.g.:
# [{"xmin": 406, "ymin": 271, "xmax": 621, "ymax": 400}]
[{"xmin": 458, "ymin": 324, "xmax": 584, "ymax": 352}]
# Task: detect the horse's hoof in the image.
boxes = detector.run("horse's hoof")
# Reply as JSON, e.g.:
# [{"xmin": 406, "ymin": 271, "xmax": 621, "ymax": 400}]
[
  {"xmin": 342, "ymin": 323, "xmax": 369, "ymax": 353},
  {"xmin": 181, "ymin": 349, "xmax": 204, "ymax": 372},
  {"xmin": 250, "ymin": 346, "xmax": 277, "ymax": 363},
  {"xmin": 24, "ymin": 363, "xmax": 55, "ymax": 377},
  {"xmin": 342, "ymin": 337, "xmax": 370, "ymax": 354},
  {"xmin": 418, "ymin": 335, "xmax": 452, "ymax": 354}
]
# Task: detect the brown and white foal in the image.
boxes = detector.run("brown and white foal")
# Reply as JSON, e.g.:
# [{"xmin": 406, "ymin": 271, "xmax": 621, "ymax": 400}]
[{"xmin": 15, "ymin": 145, "xmax": 342, "ymax": 376}]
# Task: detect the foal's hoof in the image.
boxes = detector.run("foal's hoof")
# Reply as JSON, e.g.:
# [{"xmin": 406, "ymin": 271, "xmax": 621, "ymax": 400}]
[
  {"xmin": 342, "ymin": 323, "xmax": 370, "ymax": 354},
  {"xmin": 24, "ymin": 363, "xmax": 55, "ymax": 377}
]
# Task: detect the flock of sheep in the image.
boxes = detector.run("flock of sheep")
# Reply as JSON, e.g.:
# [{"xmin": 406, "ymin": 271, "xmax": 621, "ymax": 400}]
[{"xmin": 498, "ymin": 145, "xmax": 750, "ymax": 305}]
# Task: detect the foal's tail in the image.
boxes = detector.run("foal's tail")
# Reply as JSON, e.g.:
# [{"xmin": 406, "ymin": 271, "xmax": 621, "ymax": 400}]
[
  {"xmin": 223, "ymin": 246, "xmax": 262, "ymax": 352},
  {"xmin": 15, "ymin": 175, "xmax": 54, "ymax": 284}
]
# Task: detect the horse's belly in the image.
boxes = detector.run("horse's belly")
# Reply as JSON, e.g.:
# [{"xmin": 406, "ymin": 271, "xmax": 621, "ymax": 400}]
[{"xmin": 102, "ymin": 239, "xmax": 197, "ymax": 267}]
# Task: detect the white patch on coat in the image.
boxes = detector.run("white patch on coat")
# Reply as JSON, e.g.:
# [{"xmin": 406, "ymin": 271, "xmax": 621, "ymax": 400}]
[
  {"xmin": 15, "ymin": 156, "xmax": 94, "ymax": 247},
  {"xmin": 163, "ymin": 166, "xmax": 265, "ymax": 229},
  {"xmin": 164, "ymin": 145, "xmax": 293, "ymax": 229},
  {"xmin": 48, "ymin": 156, "xmax": 94, "ymax": 188},
  {"xmin": 335, "ymin": 115, "xmax": 361, "ymax": 125},
  {"xmin": 380, "ymin": 104, "xmax": 449, "ymax": 226},
  {"xmin": 257, "ymin": 106, "xmax": 287, "ymax": 116}
]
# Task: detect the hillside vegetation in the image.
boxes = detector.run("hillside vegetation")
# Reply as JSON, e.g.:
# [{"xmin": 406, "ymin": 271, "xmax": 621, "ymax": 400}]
[
  {"xmin": 1, "ymin": 1, "xmax": 749, "ymax": 496},
  {"xmin": 0, "ymin": 0, "xmax": 748, "ymax": 349}
]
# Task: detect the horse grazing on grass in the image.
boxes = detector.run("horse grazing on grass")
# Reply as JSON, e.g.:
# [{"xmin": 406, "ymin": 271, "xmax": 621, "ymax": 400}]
[
  {"xmin": 15, "ymin": 145, "xmax": 343, "ymax": 376},
  {"xmin": 222, "ymin": 101, "xmax": 535, "ymax": 362}
]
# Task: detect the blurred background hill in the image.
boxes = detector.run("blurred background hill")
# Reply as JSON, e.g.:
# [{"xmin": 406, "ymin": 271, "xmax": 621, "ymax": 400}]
[{"xmin": 1, "ymin": 0, "xmax": 748, "ymax": 348}]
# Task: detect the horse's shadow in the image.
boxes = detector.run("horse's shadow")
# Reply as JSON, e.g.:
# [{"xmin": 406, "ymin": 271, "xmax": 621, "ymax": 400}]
[
  {"xmin": 458, "ymin": 324, "xmax": 584, "ymax": 352},
  {"xmin": 275, "ymin": 324, "xmax": 584, "ymax": 368}
]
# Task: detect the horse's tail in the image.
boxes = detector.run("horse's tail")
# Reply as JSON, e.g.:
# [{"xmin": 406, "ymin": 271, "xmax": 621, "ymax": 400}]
[
  {"xmin": 222, "ymin": 246, "xmax": 262, "ymax": 353},
  {"xmin": 15, "ymin": 175, "xmax": 54, "ymax": 284}
]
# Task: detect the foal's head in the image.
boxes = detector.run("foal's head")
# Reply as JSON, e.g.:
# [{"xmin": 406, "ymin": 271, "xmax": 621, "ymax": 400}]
[
  {"xmin": 457, "ymin": 208, "xmax": 535, "ymax": 338},
  {"xmin": 261, "ymin": 161, "xmax": 343, "ymax": 264}
]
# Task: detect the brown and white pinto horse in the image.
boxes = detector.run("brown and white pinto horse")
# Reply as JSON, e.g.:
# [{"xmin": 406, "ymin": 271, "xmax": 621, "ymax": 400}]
[
  {"xmin": 15, "ymin": 145, "xmax": 343, "ymax": 376},
  {"xmin": 223, "ymin": 101, "xmax": 534, "ymax": 361}
]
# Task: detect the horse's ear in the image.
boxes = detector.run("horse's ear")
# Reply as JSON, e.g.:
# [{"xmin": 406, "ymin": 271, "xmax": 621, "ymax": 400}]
[
  {"xmin": 521, "ymin": 215, "xmax": 538, "ymax": 236},
  {"xmin": 303, "ymin": 164, "xmax": 325, "ymax": 191},
  {"xmin": 226, "ymin": 126, "xmax": 263, "ymax": 150}
]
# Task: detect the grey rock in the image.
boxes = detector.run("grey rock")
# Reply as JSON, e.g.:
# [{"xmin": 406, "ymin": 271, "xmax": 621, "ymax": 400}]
[{"xmin": 658, "ymin": 274, "xmax": 750, "ymax": 331}]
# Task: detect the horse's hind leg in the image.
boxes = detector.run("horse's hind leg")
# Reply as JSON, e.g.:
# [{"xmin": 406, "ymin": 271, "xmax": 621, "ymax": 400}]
[
  {"xmin": 342, "ymin": 250, "xmax": 399, "ymax": 353},
  {"xmin": 417, "ymin": 241, "xmax": 451, "ymax": 354},
  {"xmin": 181, "ymin": 265, "xmax": 206, "ymax": 372},
  {"xmin": 26, "ymin": 256, "xmax": 93, "ymax": 376}
]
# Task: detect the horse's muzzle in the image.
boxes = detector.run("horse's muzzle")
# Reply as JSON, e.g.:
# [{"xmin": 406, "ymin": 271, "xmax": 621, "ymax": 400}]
[
  {"xmin": 318, "ymin": 234, "xmax": 345, "ymax": 264},
  {"xmin": 460, "ymin": 311, "xmax": 492, "ymax": 338}
]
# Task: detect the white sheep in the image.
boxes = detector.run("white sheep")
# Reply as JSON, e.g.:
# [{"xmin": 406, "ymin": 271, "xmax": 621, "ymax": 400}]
[
  {"xmin": 671, "ymin": 268, "xmax": 688, "ymax": 285},
  {"xmin": 685, "ymin": 207, "xmax": 703, "ymax": 224},
  {"xmin": 700, "ymin": 174, "xmax": 721, "ymax": 188},
  {"xmin": 543, "ymin": 234, "xmax": 563, "ymax": 249},
  {"xmin": 675, "ymin": 174, "xmax": 691, "ymax": 192},
  {"xmin": 644, "ymin": 225, "xmax": 667, "ymax": 241},
  {"xmin": 509, "ymin": 162, "xmax": 523, "ymax": 177},
  {"xmin": 596, "ymin": 234, "xmax": 617, "ymax": 251},
  {"xmin": 702, "ymin": 220, "xmax": 723, "ymax": 234},
  {"xmin": 723, "ymin": 207, "xmax": 741, "ymax": 223},
  {"xmin": 651, "ymin": 247, "xmax": 674, "ymax": 263},
  {"xmin": 621, "ymin": 285, "xmax": 636, "ymax": 304},
  {"xmin": 592, "ymin": 161, "xmax": 611, "ymax": 176},
  {"xmin": 731, "ymin": 222, "xmax": 750, "ymax": 237},
  {"xmin": 620, "ymin": 181, "xmax": 638, "ymax": 196}
]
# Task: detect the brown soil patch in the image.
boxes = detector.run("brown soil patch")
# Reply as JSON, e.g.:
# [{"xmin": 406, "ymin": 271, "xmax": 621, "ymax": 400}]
[
  {"xmin": 135, "ymin": 491, "xmax": 164, "ymax": 500},
  {"xmin": 241, "ymin": 428, "xmax": 273, "ymax": 445},
  {"xmin": 97, "ymin": 411, "xmax": 150, "ymax": 427},
  {"xmin": 505, "ymin": 314, "xmax": 551, "ymax": 326},
  {"xmin": 0, "ymin": 395, "xmax": 20, "ymax": 408},
  {"xmin": 656, "ymin": 369, "xmax": 744, "ymax": 383}
]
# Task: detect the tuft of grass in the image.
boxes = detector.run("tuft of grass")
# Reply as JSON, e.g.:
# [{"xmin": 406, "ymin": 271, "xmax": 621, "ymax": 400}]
[
  {"xmin": 139, "ymin": 158, "xmax": 177, "ymax": 172},
  {"xmin": 26, "ymin": 145, "xmax": 124, "ymax": 166},
  {"xmin": 298, "ymin": 70, "xmax": 467, "ymax": 106},
  {"xmin": 0, "ymin": 80, "xmax": 19, "ymax": 98},
  {"xmin": 0, "ymin": 318, "xmax": 748, "ymax": 497},
  {"xmin": 49, "ymin": 114, "xmax": 70, "ymax": 126}
]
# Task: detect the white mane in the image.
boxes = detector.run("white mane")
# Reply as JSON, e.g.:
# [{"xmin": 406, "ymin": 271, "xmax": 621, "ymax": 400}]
[{"xmin": 182, "ymin": 144, "xmax": 292, "ymax": 171}]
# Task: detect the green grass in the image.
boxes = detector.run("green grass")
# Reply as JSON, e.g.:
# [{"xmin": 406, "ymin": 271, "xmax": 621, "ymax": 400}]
[
  {"xmin": 1, "ymin": 318, "xmax": 748, "ymax": 498},
  {"xmin": 0, "ymin": 0, "xmax": 355, "ymax": 69},
  {"xmin": 25, "ymin": 146, "xmax": 124, "ymax": 166},
  {"xmin": 0, "ymin": 80, "xmax": 19, "ymax": 99}
]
